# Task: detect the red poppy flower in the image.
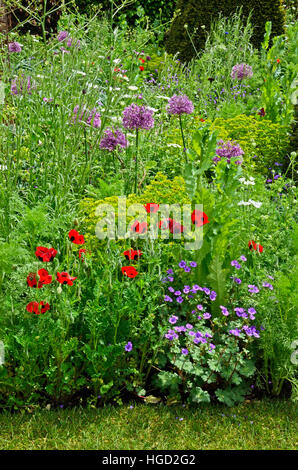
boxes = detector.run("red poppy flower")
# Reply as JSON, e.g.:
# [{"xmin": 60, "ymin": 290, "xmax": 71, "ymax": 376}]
[
  {"xmin": 191, "ymin": 210, "xmax": 209, "ymax": 226},
  {"xmin": 114, "ymin": 67, "xmax": 120, "ymax": 72},
  {"xmin": 139, "ymin": 58, "xmax": 145, "ymax": 64},
  {"xmin": 248, "ymin": 240, "xmax": 263, "ymax": 253},
  {"xmin": 144, "ymin": 203, "xmax": 159, "ymax": 214},
  {"xmin": 35, "ymin": 246, "xmax": 57, "ymax": 262},
  {"xmin": 159, "ymin": 218, "xmax": 174, "ymax": 231},
  {"xmin": 170, "ymin": 221, "xmax": 184, "ymax": 234},
  {"xmin": 200, "ymin": 118, "xmax": 205, "ymax": 122},
  {"xmin": 69, "ymin": 229, "xmax": 85, "ymax": 245},
  {"xmin": 26, "ymin": 301, "xmax": 50, "ymax": 315},
  {"xmin": 121, "ymin": 266, "xmax": 139, "ymax": 278},
  {"xmin": 131, "ymin": 220, "xmax": 148, "ymax": 234},
  {"xmin": 258, "ymin": 108, "xmax": 266, "ymax": 117},
  {"xmin": 276, "ymin": 58, "xmax": 280, "ymax": 64},
  {"xmin": 123, "ymin": 249, "xmax": 142, "ymax": 261},
  {"xmin": 139, "ymin": 66, "xmax": 144, "ymax": 71},
  {"xmin": 79, "ymin": 248, "xmax": 87, "ymax": 260},
  {"xmin": 27, "ymin": 269, "xmax": 52, "ymax": 288},
  {"xmin": 56, "ymin": 272, "xmax": 77, "ymax": 286}
]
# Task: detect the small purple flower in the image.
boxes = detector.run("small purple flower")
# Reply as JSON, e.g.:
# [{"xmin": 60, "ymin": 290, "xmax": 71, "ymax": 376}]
[
  {"xmin": 240, "ymin": 255, "xmax": 247, "ymax": 262},
  {"xmin": 203, "ymin": 312, "xmax": 211, "ymax": 320},
  {"xmin": 203, "ymin": 287, "xmax": 210, "ymax": 295},
  {"xmin": 167, "ymin": 269, "xmax": 174, "ymax": 275},
  {"xmin": 8, "ymin": 42, "xmax": 22, "ymax": 53},
  {"xmin": 229, "ymin": 328, "xmax": 241, "ymax": 337},
  {"xmin": 186, "ymin": 323, "xmax": 193, "ymax": 329},
  {"xmin": 248, "ymin": 308, "xmax": 256, "ymax": 315},
  {"xmin": 234, "ymin": 278, "xmax": 242, "ymax": 285},
  {"xmin": 176, "ymin": 296, "xmax": 184, "ymax": 304},
  {"xmin": 262, "ymin": 282, "xmax": 273, "ymax": 290},
  {"xmin": 168, "ymin": 276, "xmax": 174, "ymax": 282},
  {"xmin": 248, "ymin": 285, "xmax": 259, "ymax": 294},
  {"xmin": 231, "ymin": 260, "xmax": 241, "ymax": 269},
  {"xmin": 179, "ymin": 260, "xmax": 186, "ymax": 268},
  {"xmin": 184, "ymin": 266, "xmax": 191, "ymax": 273},
  {"xmin": 209, "ymin": 291, "xmax": 217, "ymax": 301},
  {"xmin": 189, "ymin": 261, "xmax": 197, "ymax": 267},
  {"xmin": 167, "ymin": 94, "xmax": 194, "ymax": 115},
  {"xmin": 174, "ymin": 291, "xmax": 181, "ymax": 296},
  {"xmin": 181, "ymin": 348, "xmax": 189, "ymax": 355},
  {"xmin": 169, "ymin": 315, "xmax": 179, "ymax": 324},
  {"xmin": 197, "ymin": 304, "xmax": 203, "ymax": 311},
  {"xmin": 183, "ymin": 285, "xmax": 190, "ymax": 294},
  {"xmin": 209, "ymin": 343, "xmax": 216, "ymax": 351},
  {"xmin": 125, "ymin": 341, "xmax": 133, "ymax": 352},
  {"xmin": 122, "ymin": 103, "xmax": 154, "ymax": 130},
  {"xmin": 192, "ymin": 285, "xmax": 200, "ymax": 292},
  {"xmin": 168, "ymin": 287, "xmax": 174, "ymax": 293},
  {"xmin": 220, "ymin": 305, "xmax": 229, "ymax": 316},
  {"xmin": 164, "ymin": 295, "xmax": 173, "ymax": 302}
]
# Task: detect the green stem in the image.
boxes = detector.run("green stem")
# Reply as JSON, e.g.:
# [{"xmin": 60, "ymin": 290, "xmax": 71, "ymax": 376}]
[
  {"xmin": 134, "ymin": 128, "xmax": 139, "ymax": 194},
  {"xmin": 179, "ymin": 115, "xmax": 188, "ymax": 162}
]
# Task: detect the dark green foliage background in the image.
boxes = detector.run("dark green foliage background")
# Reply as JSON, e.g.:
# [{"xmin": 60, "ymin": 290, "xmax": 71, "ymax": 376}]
[{"xmin": 165, "ymin": 0, "xmax": 286, "ymax": 62}]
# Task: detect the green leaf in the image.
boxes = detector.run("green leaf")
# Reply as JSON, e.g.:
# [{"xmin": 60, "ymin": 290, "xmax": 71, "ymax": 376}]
[{"xmin": 189, "ymin": 387, "xmax": 210, "ymax": 403}]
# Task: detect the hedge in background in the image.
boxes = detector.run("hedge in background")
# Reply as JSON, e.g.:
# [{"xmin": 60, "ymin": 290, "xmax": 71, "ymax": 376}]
[
  {"xmin": 165, "ymin": 0, "xmax": 286, "ymax": 62},
  {"xmin": 75, "ymin": 0, "xmax": 176, "ymax": 26}
]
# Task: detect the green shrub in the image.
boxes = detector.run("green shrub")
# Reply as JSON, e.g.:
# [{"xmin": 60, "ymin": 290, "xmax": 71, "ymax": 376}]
[
  {"xmin": 210, "ymin": 114, "xmax": 290, "ymax": 173},
  {"xmin": 165, "ymin": 0, "xmax": 286, "ymax": 62}
]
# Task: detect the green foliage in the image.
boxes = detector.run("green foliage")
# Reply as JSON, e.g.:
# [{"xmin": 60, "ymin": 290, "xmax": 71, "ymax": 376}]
[
  {"xmin": 166, "ymin": 0, "xmax": 286, "ymax": 62},
  {"xmin": 210, "ymin": 115, "xmax": 290, "ymax": 173}
]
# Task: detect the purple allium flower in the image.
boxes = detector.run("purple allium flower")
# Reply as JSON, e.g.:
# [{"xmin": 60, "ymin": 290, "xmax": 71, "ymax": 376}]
[
  {"xmin": 125, "ymin": 341, "xmax": 133, "ymax": 352},
  {"xmin": 72, "ymin": 105, "xmax": 101, "ymax": 129},
  {"xmin": 122, "ymin": 103, "xmax": 154, "ymax": 130},
  {"xmin": 169, "ymin": 315, "xmax": 179, "ymax": 324},
  {"xmin": 215, "ymin": 140, "xmax": 244, "ymax": 164},
  {"xmin": 164, "ymin": 295, "xmax": 173, "ymax": 302},
  {"xmin": 248, "ymin": 285, "xmax": 259, "ymax": 294},
  {"xmin": 100, "ymin": 127, "xmax": 128, "ymax": 151},
  {"xmin": 203, "ymin": 312, "xmax": 211, "ymax": 320},
  {"xmin": 181, "ymin": 348, "xmax": 189, "ymax": 355},
  {"xmin": 167, "ymin": 94, "xmax": 194, "ymax": 115},
  {"xmin": 231, "ymin": 63, "xmax": 253, "ymax": 80},
  {"xmin": 179, "ymin": 261, "xmax": 186, "ymax": 268},
  {"xmin": 189, "ymin": 261, "xmax": 197, "ymax": 267},
  {"xmin": 57, "ymin": 31, "xmax": 68, "ymax": 42},
  {"xmin": 262, "ymin": 282, "xmax": 273, "ymax": 290},
  {"xmin": 220, "ymin": 305, "xmax": 229, "ymax": 316},
  {"xmin": 8, "ymin": 42, "xmax": 22, "ymax": 53},
  {"xmin": 240, "ymin": 255, "xmax": 247, "ymax": 262}
]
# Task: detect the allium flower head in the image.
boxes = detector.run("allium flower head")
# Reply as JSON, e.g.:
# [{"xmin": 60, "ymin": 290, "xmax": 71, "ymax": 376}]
[
  {"xmin": 57, "ymin": 31, "xmax": 68, "ymax": 42},
  {"xmin": 72, "ymin": 105, "xmax": 101, "ymax": 129},
  {"xmin": 8, "ymin": 42, "xmax": 22, "ymax": 53},
  {"xmin": 231, "ymin": 63, "xmax": 253, "ymax": 80},
  {"xmin": 122, "ymin": 103, "xmax": 154, "ymax": 130},
  {"xmin": 167, "ymin": 94, "xmax": 194, "ymax": 115},
  {"xmin": 215, "ymin": 140, "xmax": 244, "ymax": 164},
  {"xmin": 100, "ymin": 127, "xmax": 128, "ymax": 151}
]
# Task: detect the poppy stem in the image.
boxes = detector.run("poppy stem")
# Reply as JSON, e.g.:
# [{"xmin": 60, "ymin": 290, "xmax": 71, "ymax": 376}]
[{"xmin": 134, "ymin": 128, "xmax": 139, "ymax": 194}]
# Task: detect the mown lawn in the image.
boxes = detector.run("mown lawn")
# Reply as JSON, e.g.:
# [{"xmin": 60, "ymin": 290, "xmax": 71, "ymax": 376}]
[{"xmin": 0, "ymin": 399, "xmax": 297, "ymax": 450}]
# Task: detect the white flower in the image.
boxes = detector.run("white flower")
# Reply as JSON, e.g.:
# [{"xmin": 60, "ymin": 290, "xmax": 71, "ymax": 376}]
[
  {"xmin": 238, "ymin": 200, "xmax": 251, "ymax": 206},
  {"xmin": 0, "ymin": 165, "xmax": 7, "ymax": 170},
  {"xmin": 122, "ymin": 94, "xmax": 133, "ymax": 99},
  {"xmin": 156, "ymin": 95, "xmax": 170, "ymax": 100},
  {"xmin": 167, "ymin": 143, "xmax": 182, "ymax": 148},
  {"xmin": 72, "ymin": 70, "xmax": 86, "ymax": 76},
  {"xmin": 127, "ymin": 85, "xmax": 138, "ymax": 91},
  {"xmin": 147, "ymin": 107, "xmax": 158, "ymax": 112},
  {"xmin": 113, "ymin": 58, "xmax": 121, "ymax": 64},
  {"xmin": 248, "ymin": 199, "xmax": 262, "ymax": 208},
  {"xmin": 239, "ymin": 176, "xmax": 255, "ymax": 186}
]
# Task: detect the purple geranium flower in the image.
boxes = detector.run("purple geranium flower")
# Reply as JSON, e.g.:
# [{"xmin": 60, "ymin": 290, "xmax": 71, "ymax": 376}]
[
  {"xmin": 164, "ymin": 295, "xmax": 173, "ymax": 302},
  {"xmin": 125, "ymin": 341, "xmax": 133, "ymax": 352},
  {"xmin": 248, "ymin": 285, "xmax": 259, "ymax": 294},
  {"xmin": 203, "ymin": 312, "xmax": 211, "ymax": 320},
  {"xmin": 181, "ymin": 348, "xmax": 189, "ymax": 355},
  {"xmin": 169, "ymin": 315, "xmax": 179, "ymax": 324}
]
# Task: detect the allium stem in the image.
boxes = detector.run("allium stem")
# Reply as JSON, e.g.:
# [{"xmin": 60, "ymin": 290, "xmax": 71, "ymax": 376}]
[
  {"xmin": 179, "ymin": 115, "xmax": 188, "ymax": 162},
  {"xmin": 134, "ymin": 129, "xmax": 139, "ymax": 193}
]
